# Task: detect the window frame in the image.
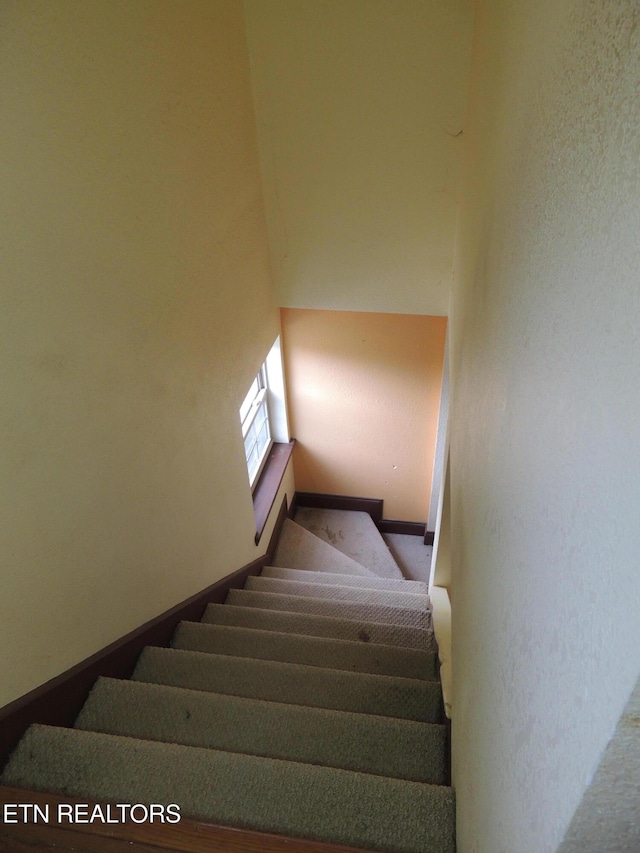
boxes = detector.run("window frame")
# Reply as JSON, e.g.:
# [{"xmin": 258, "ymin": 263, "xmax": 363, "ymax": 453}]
[{"xmin": 240, "ymin": 364, "xmax": 273, "ymax": 491}]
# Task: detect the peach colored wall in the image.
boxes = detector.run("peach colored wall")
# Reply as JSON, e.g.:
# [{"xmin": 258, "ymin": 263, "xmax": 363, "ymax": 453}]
[{"xmin": 281, "ymin": 309, "xmax": 446, "ymax": 522}]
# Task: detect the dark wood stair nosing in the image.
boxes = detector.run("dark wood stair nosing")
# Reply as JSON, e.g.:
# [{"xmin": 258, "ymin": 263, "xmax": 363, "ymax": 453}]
[{"xmin": 0, "ymin": 785, "xmax": 373, "ymax": 853}]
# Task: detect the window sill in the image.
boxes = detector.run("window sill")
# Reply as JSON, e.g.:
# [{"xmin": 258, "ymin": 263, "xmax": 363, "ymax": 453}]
[{"xmin": 253, "ymin": 440, "xmax": 295, "ymax": 546}]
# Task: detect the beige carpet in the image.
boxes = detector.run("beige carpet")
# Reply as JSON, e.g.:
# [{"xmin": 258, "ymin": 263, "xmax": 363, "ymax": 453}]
[
  {"xmin": 1, "ymin": 506, "xmax": 453, "ymax": 853},
  {"xmin": 295, "ymin": 507, "xmax": 404, "ymax": 579}
]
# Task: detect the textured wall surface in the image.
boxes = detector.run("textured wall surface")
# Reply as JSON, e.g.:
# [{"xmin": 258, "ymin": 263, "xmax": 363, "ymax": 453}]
[
  {"xmin": 558, "ymin": 673, "xmax": 640, "ymax": 852},
  {"xmin": 281, "ymin": 309, "xmax": 447, "ymax": 522},
  {"xmin": 449, "ymin": 1, "xmax": 640, "ymax": 850},
  {"xmin": 0, "ymin": 1, "xmax": 285, "ymax": 708},
  {"xmin": 243, "ymin": 0, "xmax": 473, "ymax": 316}
]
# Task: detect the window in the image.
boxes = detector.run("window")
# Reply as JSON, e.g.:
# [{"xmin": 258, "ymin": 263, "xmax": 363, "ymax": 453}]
[
  {"xmin": 240, "ymin": 337, "xmax": 293, "ymax": 543},
  {"xmin": 240, "ymin": 364, "xmax": 273, "ymax": 488}
]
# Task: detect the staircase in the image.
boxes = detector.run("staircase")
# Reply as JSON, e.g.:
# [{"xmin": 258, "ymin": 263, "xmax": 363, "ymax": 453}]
[{"xmin": 0, "ymin": 506, "xmax": 454, "ymax": 853}]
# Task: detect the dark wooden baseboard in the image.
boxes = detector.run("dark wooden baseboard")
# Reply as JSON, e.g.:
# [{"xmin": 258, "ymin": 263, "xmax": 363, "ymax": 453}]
[
  {"xmin": 0, "ymin": 499, "xmax": 289, "ymax": 771},
  {"xmin": 293, "ymin": 492, "xmax": 431, "ymax": 541},
  {"xmin": 294, "ymin": 492, "xmax": 384, "ymax": 523},
  {"xmin": 443, "ymin": 717, "xmax": 452, "ymax": 789},
  {"xmin": 0, "ymin": 786, "xmax": 370, "ymax": 853},
  {"xmin": 377, "ymin": 519, "xmax": 426, "ymax": 537}
]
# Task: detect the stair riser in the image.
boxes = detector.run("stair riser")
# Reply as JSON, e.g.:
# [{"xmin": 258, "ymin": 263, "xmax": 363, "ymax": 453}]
[
  {"xmin": 173, "ymin": 622, "xmax": 438, "ymax": 680},
  {"xmin": 226, "ymin": 589, "xmax": 433, "ymax": 631},
  {"xmin": 263, "ymin": 566, "xmax": 429, "ymax": 594},
  {"xmin": 133, "ymin": 647, "xmax": 444, "ymax": 723},
  {"xmin": 202, "ymin": 603, "xmax": 436, "ymax": 652},
  {"xmin": 75, "ymin": 678, "xmax": 447, "ymax": 784},
  {"xmin": 246, "ymin": 576, "xmax": 431, "ymax": 612}
]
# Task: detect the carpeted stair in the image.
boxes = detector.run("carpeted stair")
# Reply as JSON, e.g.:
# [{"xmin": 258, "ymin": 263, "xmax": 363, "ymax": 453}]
[
  {"xmin": 224, "ymin": 588, "xmax": 432, "ymax": 631},
  {"xmin": 273, "ymin": 517, "xmax": 376, "ymax": 577},
  {"xmin": 294, "ymin": 507, "xmax": 404, "ymax": 579},
  {"xmin": 202, "ymin": 601, "xmax": 434, "ymax": 650},
  {"xmin": 172, "ymin": 621, "xmax": 439, "ymax": 679},
  {"xmin": 1, "ymin": 505, "xmax": 454, "ymax": 853}
]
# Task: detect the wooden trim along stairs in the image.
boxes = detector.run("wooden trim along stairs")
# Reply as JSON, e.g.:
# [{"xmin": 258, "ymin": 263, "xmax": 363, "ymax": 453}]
[
  {"xmin": 0, "ymin": 494, "xmax": 449, "ymax": 852},
  {"xmin": 0, "ymin": 496, "xmax": 289, "ymax": 771},
  {"xmin": 0, "ymin": 499, "xmax": 293, "ymax": 852},
  {"xmin": 0, "ymin": 786, "xmax": 365, "ymax": 853}
]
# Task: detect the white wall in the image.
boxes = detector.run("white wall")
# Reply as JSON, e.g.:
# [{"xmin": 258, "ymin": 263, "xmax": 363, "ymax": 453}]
[
  {"xmin": 449, "ymin": 1, "xmax": 640, "ymax": 850},
  {"xmin": 243, "ymin": 0, "xmax": 473, "ymax": 315},
  {"xmin": 0, "ymin": 1, "xmax": 286, "ymax": 709}
]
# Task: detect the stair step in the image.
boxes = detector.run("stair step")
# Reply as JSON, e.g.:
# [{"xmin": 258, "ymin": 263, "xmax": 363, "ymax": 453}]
[
  {"xmin": 246, "ymin": 575, "xmax": 430, "ymax": 612},
  {"xmin": 295, "ymin": 507, "xmax": 403, "ymax": 579},
  {"xmin": 225, "ymin": 588, "xmax": 432, "ymax": 632},
  {"xmin": 263, "ymin": 565, "xmax": 429, "ymax": 594},
  {"xmin": 202, "ymin": 603, "xmax": 436, "ymax": 651},
  {"xmin": 1, "ymin": 725, "xmax": 455, "ymax": 853},
  {"xmin": 172, "ymin": 622, "xmax": 438, "ymax": 680},
  {"xmin": 273, "ymin": 518, "xmax": 375, "ymax": 577},
  {"xmin": 75, "ymin": 677, "xmax": 447, "ymax": 784},
  {"xmin": 132, "ymin": 647, "xmax": 444, "ymax": 723},
  {"xmin": 383, "ymin": 532, "xmax": 433, "ymax": 583}
]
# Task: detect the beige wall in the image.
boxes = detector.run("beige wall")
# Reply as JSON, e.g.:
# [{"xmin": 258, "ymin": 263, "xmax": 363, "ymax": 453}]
[
  {"xmin": 281, "ymin": 309, "xmax": 446, "ymax": 522},
  {"xmin": 0, "ymin": 0, "xmax": 288, "ymax": 708},
  {"xmin": 243, "ymin": 0, "xmax": 473, "ymax": 316},
  {"xmin": 449, "ymin": 1, "xmax": 640, "ymax": 850}
]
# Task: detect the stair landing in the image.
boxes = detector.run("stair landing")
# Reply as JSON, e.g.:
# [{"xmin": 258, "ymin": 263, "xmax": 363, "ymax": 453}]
[{"xmin": 294, "ymin": 508, "xmax": 403, "ymax": 579}]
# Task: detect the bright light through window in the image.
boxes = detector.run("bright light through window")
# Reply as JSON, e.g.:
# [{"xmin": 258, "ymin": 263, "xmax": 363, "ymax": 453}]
[{"xmin": 240, "ymin": 365, "xmax": 272, "ymax": 488}]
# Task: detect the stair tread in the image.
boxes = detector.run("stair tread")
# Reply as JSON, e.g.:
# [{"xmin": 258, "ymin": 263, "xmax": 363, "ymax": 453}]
[
  {"xmin": 75, "ymin": 677, "xmax": 447, "ymax": 784},
  {"xmin": 202, "ymin": 603, "xmax": 436, "ymax": 651},
  {"xmin": 132, "ymin": 646, "xmax": 444, "ymax": 723},
  {"xmin": 263, "ymin": 566, "xmax": 429, "ymax": 594},
  {"xmin": 383, "ymin": 532, "xmax": 433, "ymax": 584},
  {"xmin": 226, "ymin": 588, "xmax": 432, "ymax": 631},
  {"xmin": 2, "ymin": 505, "xmax": 452, "ymax": 853},
  {"xmin": 295, "ymin": 507, "xmax": 404, "ymax": 579},
  {"xmin": 273, "ymin": 519, "xmax": 375, "ymax": 577},
  {"xmin": 172, "ymin": 621, "xmax": 438, "ymax": 680},
  {"xmin": 246, "ymin": 575, "xmax": 430, "ymax": 611},
  {"xmin": 1, "ymin": 725, "xmax": 455, "ymax": 853}
]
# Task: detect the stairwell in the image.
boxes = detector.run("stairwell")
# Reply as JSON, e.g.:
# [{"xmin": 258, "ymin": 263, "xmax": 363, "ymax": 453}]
[{"xmin": 0, "ymin": 506, "xmax": 454, "ymax": 853}]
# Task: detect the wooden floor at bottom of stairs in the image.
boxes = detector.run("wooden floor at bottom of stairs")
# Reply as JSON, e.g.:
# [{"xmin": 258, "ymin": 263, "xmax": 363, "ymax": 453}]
[{"xmin": 0, "ymin": 786, "xmax": 370, "ymax": 853}]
